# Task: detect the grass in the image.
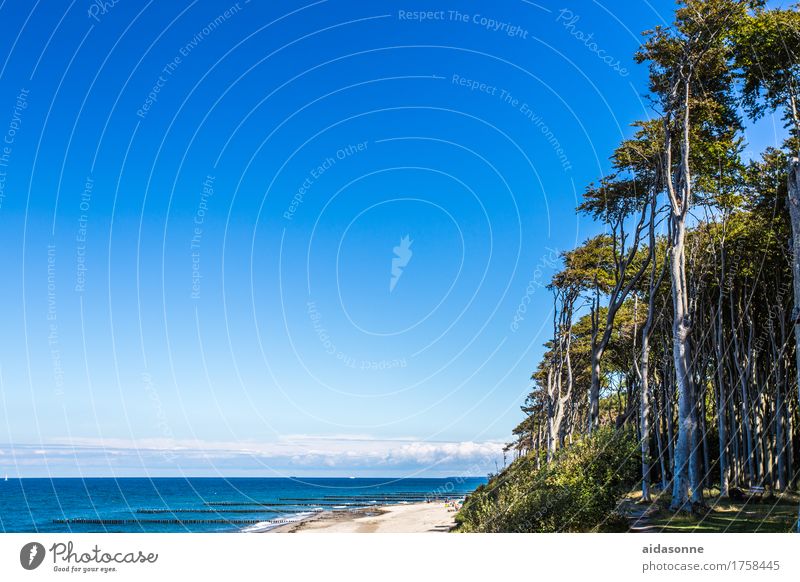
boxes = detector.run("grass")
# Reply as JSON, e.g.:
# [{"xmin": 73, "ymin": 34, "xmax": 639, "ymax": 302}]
[{"xmin": 621, "ymin": 487, "xmax": 800, "ymax": 533}]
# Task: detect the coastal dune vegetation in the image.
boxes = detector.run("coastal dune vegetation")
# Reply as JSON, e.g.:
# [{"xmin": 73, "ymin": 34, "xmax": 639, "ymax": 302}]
[
  {"xmin": 458, "ymin": 0, "xmax": 800, "ymax": 533},
  {"xmin": 456, "ymin": 429, "xmax": 638, "ymax": 532}
]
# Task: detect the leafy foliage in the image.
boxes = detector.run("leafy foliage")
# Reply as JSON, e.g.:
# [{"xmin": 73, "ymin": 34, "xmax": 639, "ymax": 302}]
[
  {"xmin": 455, "ymin": 429, "xmax": 639, "ymax": 532},
  {"xmin": 733, "ymin": 5, "xmax": 800, "ymax": 136}
]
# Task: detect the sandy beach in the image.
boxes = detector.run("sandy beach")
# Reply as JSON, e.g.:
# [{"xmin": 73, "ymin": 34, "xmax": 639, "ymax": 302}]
[{"xmin": 270, "ymin": 502, "xmax": 457, "ymax": 533}]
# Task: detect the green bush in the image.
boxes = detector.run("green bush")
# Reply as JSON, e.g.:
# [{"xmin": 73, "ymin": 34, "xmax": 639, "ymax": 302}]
[{"xmin": 455, "ymin": 428, "xmax": 639, "ymax": 532}]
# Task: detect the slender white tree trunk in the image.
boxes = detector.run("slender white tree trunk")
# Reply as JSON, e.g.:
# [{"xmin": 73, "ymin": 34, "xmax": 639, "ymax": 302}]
[
  {"xmin": 639, "ymin": 333, "xmax": 652, "ymax": 501},
  {"xmin": 668, "ymin": 80, "xmax": 696, "ymax": 511},
  {"xmin": 731, "ymin": 300, "xmax": 757, "ymax": 485},
  {"xmin": 713, "ymin": 307, "xmax": 729, "ymax": 496},
  {"xmin": 589, "ymin": 286, "xmax": 601, "ymax": 432},
  {"xmin": 715, "ymin": 220, "xmax": 730, "ymax": 496},
  {"xmin": 654, "ymin": 379, "xmax": 669, "ymax": 490},
  {"xmin": 670, "ymin": 219, "xmax": 694, "ymax": 510},
  {"xmin": 546, "ymin": 361, "xmax": 556, "ymax": 463},
  {"xmin": 786, "ymin": 156, "xmax": 800, "ymax": 531}
]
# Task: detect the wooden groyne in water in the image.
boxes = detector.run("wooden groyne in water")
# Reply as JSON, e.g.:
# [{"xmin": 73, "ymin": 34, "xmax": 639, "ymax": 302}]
[
  {"xmin": 204, "ymin": 501, "xmax": 372, "ymax": 507},
  {"xmin": 204, "ymin": 494, "xmax": 464, "ymax": 507},
  {"xmin": 136, "ymin": 508, "xmax": 303, "ymax": 514},
  {"xmin": 278, "ymin": 496, "xmax": 463, "ymax": 502},
  {"xmin": 53, "ymin": 491, "xmax": 468, "ymax": 528},
  {"xmin": 52, "ymin": 517, "xmax": 305, "ymax": 526}
]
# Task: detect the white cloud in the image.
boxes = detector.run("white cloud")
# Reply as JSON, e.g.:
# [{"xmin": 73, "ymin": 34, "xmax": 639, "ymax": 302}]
[{"xmin": 0, "ymin": 435, "xmax": 505, "ymax": 477}]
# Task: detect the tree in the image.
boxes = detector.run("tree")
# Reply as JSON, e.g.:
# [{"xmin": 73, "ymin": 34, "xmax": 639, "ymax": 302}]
[
  {"xmin": 735, "ymin": 2, "xmax": 800, "ymax": 529},
  {"xmin": 636, "ymin": 0, "xmax": 746, "ymax": 511},
  {"xmin": 500, "ymin": 0, "xmax": 800, "ymax": 532},
  {"xmin": 579, "ymin": 169, "xmax": 655, "ymax": 433},
  {"xmin": 615, "ymin": 121, "xmax": 668, "ymax": 501}
]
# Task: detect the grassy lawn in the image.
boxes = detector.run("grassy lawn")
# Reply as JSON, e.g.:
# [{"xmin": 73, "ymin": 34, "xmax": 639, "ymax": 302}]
[{"xmin": 622, "ymin": 488, "xmax": 800, "ymax": 533}]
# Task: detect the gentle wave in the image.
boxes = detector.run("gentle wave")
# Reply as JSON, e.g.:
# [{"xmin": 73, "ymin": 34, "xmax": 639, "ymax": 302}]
[{"xmin": 240, "ymin": 511, "xmax": 319, "ymax": 533}]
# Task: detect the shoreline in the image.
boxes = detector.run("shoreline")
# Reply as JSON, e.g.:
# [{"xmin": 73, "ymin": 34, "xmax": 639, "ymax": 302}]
[{"xmin": 267, "ymin": 501, "xmax": 457, "ymax": 533}]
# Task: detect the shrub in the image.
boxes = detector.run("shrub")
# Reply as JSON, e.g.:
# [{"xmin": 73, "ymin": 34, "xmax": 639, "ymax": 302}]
[{"xmin": 455, "ymin": 428, "xmax": 639, "ymax": 532}]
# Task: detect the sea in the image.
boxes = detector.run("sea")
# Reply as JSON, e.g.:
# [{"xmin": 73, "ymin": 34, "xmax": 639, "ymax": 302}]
[{"xmin": 0, "ymin": 477, "xmax": 486, "ymax": 533}]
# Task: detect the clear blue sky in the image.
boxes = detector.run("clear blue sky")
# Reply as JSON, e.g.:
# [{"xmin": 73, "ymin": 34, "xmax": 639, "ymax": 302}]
[{"xmin": 0, "ymin": 0, "xmax": 788, "ymax": 477}]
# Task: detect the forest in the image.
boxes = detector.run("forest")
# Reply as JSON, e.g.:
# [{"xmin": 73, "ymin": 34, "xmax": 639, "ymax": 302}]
[{"xmin": 457, "ymin": 0, "xmax": 800, "ymax": 533}]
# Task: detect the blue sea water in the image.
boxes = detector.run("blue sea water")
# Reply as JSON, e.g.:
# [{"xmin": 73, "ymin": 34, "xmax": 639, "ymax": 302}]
[{"xmin": 0, "ymin": 477, "xmax": 485, "ymax": 533}]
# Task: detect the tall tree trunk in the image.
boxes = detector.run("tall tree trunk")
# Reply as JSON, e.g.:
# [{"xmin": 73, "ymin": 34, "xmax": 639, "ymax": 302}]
[
  {"xmin": 546, "ymin": 363, "xmax": 557, "ymax": 463},
  {"xmin": 725, "ymin": 341, "xmax": 742, "ymax": 486},
  {"xmin": 754, "ymin": 378, "xmax": 765, "ymax": 484},
  {"xmin": 589, "ymin": 285, "xmax": 601, "ymax": 432},
  {"xmin": 555, "ymin": 293, "xmax": 576, "ymax": 446},
  {"xmin": 689, "ymin": 402, "xmax": 703, "ymax": 503},
  {"xmin": 773, "ymin": 392, "xmax": 784, "ymax": 490},
  {"xmin": 774, "ymin": 304, "xmax": 788, "ymax": 491},
  {"xmin": 636, "ymin": 196, "xmax": 663, "ymax": 502},
  {"xmin": 700, "ymin": 389, "xmax": 710, "ymax": 491},
  {"xmin": 665, "ymin": 358, "xmax": 676, "ymax": 478},
  {"xmin": 730, "ymin": 393, "xmax": 741, "ymax": 486},
  {"xmin": 639, "ymin": 321, "xmax": 653, "ymax": 501},
  {"xmin": 670, "ymin": 217, "xmax": 695, "ymax": 510},
  {"xmin": 666, "ymin": 78, "xmax": 697, "ymax": 511},
  {"xmin": 731, "ymin": 292, "xmax": 757, "ymax": 485},
  {"xmin": 713, "ymin": 304, "xmax": 729, "ymax": 495},
  {"xmin": 588, "ymin": 197, "xmax": 652, "ymax": 432},
  {"xmin": 786, "ymin": 385, "xmax": 795, "ymax": 489},
  {"xmin": 654, "ymin": 380, "xmax": 669, "ymax": 490},
  {"xmin": 535, "ymin": 422, "xmax": 543, "ymax": 471},
  {"xmin": 785, "ymin": 156, "xmax": 800, "ymax": 530},
  {"xmin": 788, "ymin": 393, "xmax": 796, "ymax": 489}
]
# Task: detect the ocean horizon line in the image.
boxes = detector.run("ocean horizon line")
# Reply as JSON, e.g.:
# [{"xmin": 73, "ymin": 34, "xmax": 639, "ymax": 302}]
[{"xmin": 1, "ymin": 475, "xmax": 489, "ymax": 480}]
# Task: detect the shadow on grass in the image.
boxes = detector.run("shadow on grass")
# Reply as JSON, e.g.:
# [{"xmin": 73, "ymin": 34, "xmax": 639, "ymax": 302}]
[{"xmin": 621, "ymin": 488, "xmax": 799, "ymax": 533}]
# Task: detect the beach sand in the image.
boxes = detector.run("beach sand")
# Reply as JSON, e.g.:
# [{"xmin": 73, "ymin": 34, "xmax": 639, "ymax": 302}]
[{"xmin": 270, "ymin": 502, "xmax": 456, "ymax": 533}]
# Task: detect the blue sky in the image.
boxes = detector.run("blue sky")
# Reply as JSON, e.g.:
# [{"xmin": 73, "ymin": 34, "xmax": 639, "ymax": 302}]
[{"xmin": 0, "ymin": 0, "xmax": 789, "ymax": 477}]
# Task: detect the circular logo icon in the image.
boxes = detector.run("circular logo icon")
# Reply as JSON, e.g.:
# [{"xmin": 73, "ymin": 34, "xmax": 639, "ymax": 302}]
[{"xmin": 20, "ymin": 542, "xmax": 46, "ymax": 570}]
